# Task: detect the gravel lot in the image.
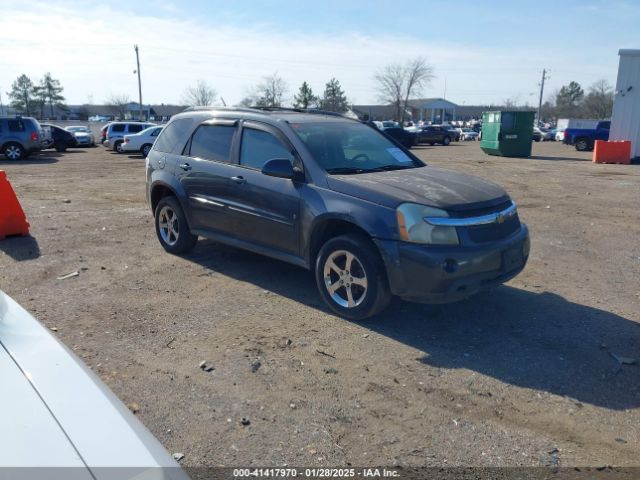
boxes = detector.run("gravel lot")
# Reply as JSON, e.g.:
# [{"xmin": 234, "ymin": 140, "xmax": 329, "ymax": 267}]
[{"xmin": 1, "ymin": 140, "xmax": 639, "ymax": 468}]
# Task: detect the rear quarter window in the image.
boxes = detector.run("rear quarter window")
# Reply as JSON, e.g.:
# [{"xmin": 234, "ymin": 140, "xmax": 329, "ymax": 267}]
[
  {"xmin": 153, "ymin": 118, "xmax": 196, "ymax": 154},
  {"xmin": 128, "ymin": 124, "xmax": 144, "ymax": 133},
  {"xmin": 8, "ymin": 120, "xmax": 25, "ymax": 132}
]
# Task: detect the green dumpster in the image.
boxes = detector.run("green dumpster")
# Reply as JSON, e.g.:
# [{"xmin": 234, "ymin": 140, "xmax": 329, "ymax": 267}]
[{"xmin": 480, "ymin": 110, "xmax": 535, "ymax": 157}]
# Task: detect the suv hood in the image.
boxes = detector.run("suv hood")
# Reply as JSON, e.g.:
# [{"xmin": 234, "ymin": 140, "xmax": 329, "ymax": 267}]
[{"xmin": 326, "ymin": 166, "xmax": 509, "ymax": 211}]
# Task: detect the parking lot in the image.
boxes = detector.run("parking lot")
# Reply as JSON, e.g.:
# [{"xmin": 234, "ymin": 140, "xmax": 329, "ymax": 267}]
[{"xmin": 1, "ymin": 141, "xmax": 638, "ymax": 467}]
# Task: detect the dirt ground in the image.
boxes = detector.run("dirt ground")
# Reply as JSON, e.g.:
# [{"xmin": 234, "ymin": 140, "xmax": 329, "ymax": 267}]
[{"xmin": 1, "ymin": 140, "xmax": 639, "ymax": 469}]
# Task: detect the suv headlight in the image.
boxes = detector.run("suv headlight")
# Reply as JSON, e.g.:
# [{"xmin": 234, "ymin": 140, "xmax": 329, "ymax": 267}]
[{"xmin": 396, "ymin": 203, "xmax": 459, "ymax": 245}]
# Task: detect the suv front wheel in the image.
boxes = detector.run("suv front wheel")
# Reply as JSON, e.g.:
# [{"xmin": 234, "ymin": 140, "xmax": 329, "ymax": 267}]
[
  {"xmin": 154, "ymin": 196, "xmax": 198, "ymax": 254},
  {"xmin": 315, "ymin": 234, "xmax": 391, "ymax": 320}
]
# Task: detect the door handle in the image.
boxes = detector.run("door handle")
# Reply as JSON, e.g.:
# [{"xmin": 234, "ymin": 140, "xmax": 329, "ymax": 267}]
[
  {"xmin": 231, "ymin": 176, "xmax": 246, "ymax": 184},
  {"xmin": 179, "ymin": 163, "xmax": 192, "ymax": 171}
]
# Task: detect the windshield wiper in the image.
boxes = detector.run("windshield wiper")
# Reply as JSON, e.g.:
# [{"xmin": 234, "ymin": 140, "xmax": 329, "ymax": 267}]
[
  {"xmin": 361, "ymin": 164, "xmax": 415, "ymax": 172},
  {"xmin": 325, "ymin": 167, "xmax": 367, "ymax": 174}
]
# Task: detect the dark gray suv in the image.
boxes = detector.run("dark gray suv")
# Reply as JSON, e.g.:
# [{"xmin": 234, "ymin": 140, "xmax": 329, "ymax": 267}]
[
  {"xmin": 146, "ymin": 108, "xmax": 529, "ymax": 320},
  {"xmin": 0, "ymin": 116, "xmax": 43, "ymax": 160}
]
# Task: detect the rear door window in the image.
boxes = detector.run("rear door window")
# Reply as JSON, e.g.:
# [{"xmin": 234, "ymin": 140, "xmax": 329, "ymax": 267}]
[
  {"xmin": 111, "ymin": 124, "xmax": 125, "ymax": 132},
  {"xmin": 128, "ymin": 124, "xmax": 144, "ymax": 133},
  {"xmin": 188, "ymin": 125, "xmax": 235, "ymax": 163}
]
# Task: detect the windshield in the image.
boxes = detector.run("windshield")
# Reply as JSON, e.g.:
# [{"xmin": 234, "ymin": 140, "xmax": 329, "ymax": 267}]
[
  {"xmin": 292, "ymin": 121, "xmax": 423, "ymax": 174},
  {"xmin": 67, "ymin": 126, "xmax": 89, "ymax": 132}
]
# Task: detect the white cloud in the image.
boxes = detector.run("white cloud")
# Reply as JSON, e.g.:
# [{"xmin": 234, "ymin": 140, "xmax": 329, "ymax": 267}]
[{"xmin": 0, "ymin": 1, "xmax": 620, "ymax": 107}]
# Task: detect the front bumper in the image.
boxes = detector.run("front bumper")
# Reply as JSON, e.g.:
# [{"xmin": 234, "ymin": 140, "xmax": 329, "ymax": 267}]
[{"xmin": 374, "ymin": 224, "xmax": 530, "ymax": 303}]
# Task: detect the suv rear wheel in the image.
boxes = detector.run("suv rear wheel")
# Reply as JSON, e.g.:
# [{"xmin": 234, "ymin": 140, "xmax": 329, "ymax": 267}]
[
  {"xmin": 442, "ymin": 136, "xmax": 451, "ymax": 146},
  {"xmin": 154, "ymin": 196, "xmax": 198, "ymax": 254},
  {"xmin": 315, "ymin": 234, "xmax": 391, "ymax": 320},
  {"xmin": 114, "ymin": 140, "xmax": 124, "ymax": 153},
  {"xmin": 3, "ymin": 142, "xmax": 25, "ymax": 160}
]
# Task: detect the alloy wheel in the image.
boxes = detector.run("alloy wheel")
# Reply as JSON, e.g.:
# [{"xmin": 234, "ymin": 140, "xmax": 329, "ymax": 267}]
[
  {"xmin": 323, "ymin": 250, "xmax": 368, "ymax": 308},
  {"xmin": 158, "ymin": 205, "xmax": 179, "ymax": 246}
]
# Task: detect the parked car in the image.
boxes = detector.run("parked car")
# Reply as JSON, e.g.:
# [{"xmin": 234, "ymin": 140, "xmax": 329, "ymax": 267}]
[
  {"xmin": 0, "ymin": 116, "xmax": 43, "ymax": 160},
  {"xmin": 0, "ymin": 290, "xmax": 190, "ymax": 479},
  {"xmin": 121, "ymin": 125, "xmax": 164, "ymax": 157},
  {"xmin": 532, "ymin": 127, "xmax": 543, "ymax": 142},
  {"xmin": 539, "ymin": 128, "xmax": 554, "ymax": 141},
  {"xmin": 563, "ymin": 121, "xmax": 610, "ymax": 151},
  {"xmin": 146, "ymin": 108, "xmax": 529, "ymax": 320},
  {"xmin": 415, "ymin": 125, "xmax": 453, "ymax": 145},
  {"xmin": 460, "ymin": 128, "xmax": 479, "ymax": 141},
  {"xmin": 445, "ymin": 127, "xmax": 461, "ymax": 141},
  {"xmin": 105, "ymin": 121, "xmax": 155, "ymax": 152},
  {"xmin": 381, "ymin": 126, "xmax": 416, "ymax": 148},
  {"xmin": 555, "ymin": 130, "xmax": 565, "ymax": 142},
  {"xmin": 40, "ymin": 123, "xmax": 78, "ymax": 152},
  {"xmin": 66, "ymin": 125, "xmax": 96, "ymax": 147}
]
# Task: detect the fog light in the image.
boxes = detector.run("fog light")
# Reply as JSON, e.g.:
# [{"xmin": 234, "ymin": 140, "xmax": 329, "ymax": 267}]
[{"xmin": 443, "ymin": 258, "xmax": 458, "ymax": 273}]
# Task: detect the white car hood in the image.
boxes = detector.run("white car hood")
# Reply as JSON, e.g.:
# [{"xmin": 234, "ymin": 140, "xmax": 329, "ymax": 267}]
[{"xmin": 0, "ymin": 291, "xmax": 189, "ymax": 480}]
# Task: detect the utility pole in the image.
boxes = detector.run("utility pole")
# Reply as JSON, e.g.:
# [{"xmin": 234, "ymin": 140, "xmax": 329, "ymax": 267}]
[
  {"xmin": 537, "ymin": 69, "xmax": 549, "ymax": 126},
  {"xmin": 134, "ymin": 45, "xmax": 143, "ymax": 120}
]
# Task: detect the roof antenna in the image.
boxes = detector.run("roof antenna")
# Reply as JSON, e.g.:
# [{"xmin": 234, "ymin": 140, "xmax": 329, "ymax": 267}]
[{"xmin": 220, "ymin": 97, "xmax": 227, "ymax": 107}]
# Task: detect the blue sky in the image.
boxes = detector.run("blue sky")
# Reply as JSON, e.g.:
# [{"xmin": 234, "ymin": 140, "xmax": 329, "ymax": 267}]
[{"xmin": 1, "ymin": 0, "xmax": 638, "ymax": 106}]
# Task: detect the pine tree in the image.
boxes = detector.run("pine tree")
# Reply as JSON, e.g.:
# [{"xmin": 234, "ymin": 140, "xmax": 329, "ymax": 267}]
[
  {"xmin": 39, "ymin": 72, "xmax": 66, "ymax": 118},
  {"xmin": 293, "ymin": 81, "xmax": 318, "ymax": 109},
  {"xmin": 320, "ymin": 78, "xmax": 349, "ymax": 113},
  {"xmin": 7, "ymin": 74, "xmax": 36, "ymax": 115},
  {"xmin": 555, "ymin": 81, "xmax": 584, "ymax": 118}
]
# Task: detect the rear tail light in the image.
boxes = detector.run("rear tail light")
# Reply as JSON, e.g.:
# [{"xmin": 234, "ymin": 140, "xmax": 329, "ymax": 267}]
[
  {"xmin": 31, "ymin": 132, "xmax": 38, "ymax": 141},
  {"xmin": 563, "ymin": 131, "xmax": 568, "ymax": 140}
]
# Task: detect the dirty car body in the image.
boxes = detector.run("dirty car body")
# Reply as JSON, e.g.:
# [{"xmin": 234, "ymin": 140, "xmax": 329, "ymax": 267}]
[{"xmin": 145, "ymin": 108, "xmax": 529, "ymax": 319}]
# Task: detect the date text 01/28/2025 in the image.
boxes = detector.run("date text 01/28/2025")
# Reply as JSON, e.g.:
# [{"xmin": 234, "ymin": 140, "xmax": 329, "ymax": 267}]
[{"xmin": 232, "ymin": 468, "xmax": 400, "ymax": 478}]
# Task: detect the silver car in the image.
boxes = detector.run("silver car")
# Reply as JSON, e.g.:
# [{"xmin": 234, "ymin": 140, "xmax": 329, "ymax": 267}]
[
  {"xmin": 0, "ymin": 290, "xmax": 190, "ymax": 480},
  {"xmin": 66, "ymin": 125, "xmax": 96, "ymax": 147}
]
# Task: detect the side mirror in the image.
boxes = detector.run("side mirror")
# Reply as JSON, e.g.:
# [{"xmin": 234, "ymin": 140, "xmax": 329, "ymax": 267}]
[{"xmin": 261, "ymin": 158, "xmax": 295, "ymax": 179}]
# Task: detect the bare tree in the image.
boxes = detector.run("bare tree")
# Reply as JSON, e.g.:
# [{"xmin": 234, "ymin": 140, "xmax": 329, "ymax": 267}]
[
  {"xmin": 182, "ymin": 80, "xmax": 217, "ymax": 106},
  {"xmin": 375, "ymin": 64, "xmax": 404, "ymax": 121},
  {"xmin": 106, "ymin": 93, "xmax": 131, "ymax": 120},
  {"xmin": 582, "ymin": 79, "xmax": 614, "ymax": 119},
  {"xmin": 375, "ymin": 57, "xmax": 434, "ymax": 122},
  {"xmin": 254, "ymin": 72, "xmax": 288, "ymax": 107},
  {"xmin": 401, "ymin": 58, "xmax": 434, "ymax": 123}
]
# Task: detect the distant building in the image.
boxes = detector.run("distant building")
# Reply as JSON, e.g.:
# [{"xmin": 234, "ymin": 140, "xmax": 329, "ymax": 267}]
[
  {"xmin": 31, "ymin": 103, "xmax": 188, "ymax": 122},
  {"xmin": 353, "ymin": 98, "xmax": 533, "ymax": 123}
]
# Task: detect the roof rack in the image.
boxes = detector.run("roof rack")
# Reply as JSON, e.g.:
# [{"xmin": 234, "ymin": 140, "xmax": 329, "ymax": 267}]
[
  {"xmin": 183, "ymin": 105, "xmax": 358, "ymax": 121},
  {"xmin": 250, "ymin": 106, "xmax": 349, "ymax": 118}
]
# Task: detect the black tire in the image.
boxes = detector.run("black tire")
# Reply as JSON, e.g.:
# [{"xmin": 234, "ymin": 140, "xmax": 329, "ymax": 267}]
[
  {"xmin": 141, "ymin": 144, "xmax": 152, "ymax": 157},
  {"xmin": 3, "ymin": 142, "xmax": 25, "ymax": 160},
  {"xmin": 114, "ymin": 140, "xmax": 123, "ymax": 153},
  {"xmin": 315, "ymin": 234, "xmax": 391, "ymax": 320},
  {"xmin": 55, "ymin": 141, "xmax": 67, "ymax": 152},
  {"xmin": 442, "ymin": 136, "xmax": 451, "ymax": 146},
  {"xmin": 154, "ymin": 196, "xmax": 198, "ymax": 254},
  {"xmin": 575, "ymin": 138, "xmax": 592, "ymax": 152}
]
